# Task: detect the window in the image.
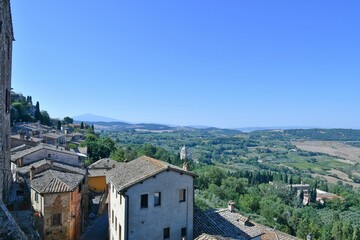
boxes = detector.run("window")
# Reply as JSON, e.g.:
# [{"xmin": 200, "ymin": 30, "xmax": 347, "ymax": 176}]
[
  {"xmin": 116, "ymin": 192, "xmax": 117, "ymax": 198},
  {"xmin": 78, "ymin": 184, "xmax": 82, "ymax": 193},
  {"xmin": 140, "ymin": 194, "xmax": 148, "ymax": 208},
  {"xmin": 163, "ymin": 227, "xmax": 170, "ymax": 240},
  {"xmin": 47, "ymin": 153, "xmax": 52, "ymax": 159},
  {"xmin": 35, "ymin": 192, "xmax": 39, "ymax": 203},
  {"xmin": 154, "ymin": 192, "xmax": 161, "ymax": 207},
  {"xmin": 179, "ymin": 189, "xmax": 186, "ymax": 202},
  {"xmin": 52, "ymin": 213, "xmax": 61, "ymax": 226},
  {"xmin": 119, "ymin": 195, "xmax": 122, "ymax": 205},
  {"xmin": 5, "ymin": 89, "xmax": 10, "ymax": 114},
  {"xmin": 115, "ymin": 217, "xmax": 117, "ymax": 231},
  {"xmin": 112, "ymin": 210, "xmax": 114, "ymax": 224},
  {"xmin": 119, "ymin": 224, "xmax": 122, "ymax": 240},
  {"xmin": 181, "ymin": 227, "xmax": 187, "ymax": 238},
  {"xmin": 112, "ymin": 185, "xmax": 114, "ymax": 193}
]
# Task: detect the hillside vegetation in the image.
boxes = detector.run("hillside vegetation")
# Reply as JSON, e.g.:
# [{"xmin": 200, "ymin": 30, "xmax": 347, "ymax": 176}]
[{"xmin": 91, "ymin": 126, "xmax": 360, "ymax": 239}]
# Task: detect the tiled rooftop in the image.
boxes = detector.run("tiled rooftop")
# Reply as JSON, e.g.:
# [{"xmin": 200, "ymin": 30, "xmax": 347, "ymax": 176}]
[
  {"xmin": 31, "ymin": 169, "xmax": 84, "ymax": 193},
  {"xmin": 11, "ymin": 143, "xmax": 82, "ymax": 161},
  {"xmin": 195, "ymin": 233, "xmax": 232, "ymax": 240},
  {"xmin": 88, "ymin": 158, "xmax": 122, "ymax": 177},
  {"xmin": 256, "ymin": 224, "xmax": 300, "ymax": 240},
  {"xmin": 194, "ymin": 206, "xmax": 264, "ymax": 240},
  {"xmin": 11, "ymin": 134, "xmax": 42, "ymax": 142},
  {"xmin": 194, "ymin": 206, "xmax": 226, "ymax": 237},
  {"xmin": 16, "ymin": 158, "xmax": 86, "ymax": 178},
  {"xmin": 42, "ymin": 132, "xmax": 64, "ymax": 139},
  {"xmin": 106, "ymin": 156, "xmax": 195, "ymax": 191}
]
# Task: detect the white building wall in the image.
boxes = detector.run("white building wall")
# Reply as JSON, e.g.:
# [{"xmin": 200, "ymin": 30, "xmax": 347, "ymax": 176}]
[
  {"xmin": 109, "ymin": 183, "xmax": 125, "ymax": 240},
  {"xmin": 23, "ymin": 149, "xmax": 47, "ymax": 165},
  {"xmin": 23, "ymin": 149, "xmax": 81, "ymax": 167},
  {"xmin": 30, "ymin": 188, "xmax": 44, "ymax": 214},
  {"xmin": 109, "ymin": 170, "xmax": 194, "ymax": 240},
  {"xmin": 46, "ymin": 149, "xmax": 81, "ymax": 166}
]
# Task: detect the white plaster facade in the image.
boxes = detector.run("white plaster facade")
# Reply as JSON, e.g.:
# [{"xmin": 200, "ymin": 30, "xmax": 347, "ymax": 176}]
[
  {"xmin": 20, "ymin": 148, "xmax": 83, "ymax": 167},
  {"xmin": 109, "ymin": 170, "xmax": 194, "ymax": 240}
]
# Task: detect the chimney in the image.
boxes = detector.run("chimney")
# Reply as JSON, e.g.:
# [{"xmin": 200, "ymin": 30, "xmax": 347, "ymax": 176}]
[
  {"xmin": 19, "ymin": 131, "xmax": 25, "ymax": 140},
  {"xmin": 30, "ymin": 166, "xmax": 35, "ymax": 180},
  {"xmin": 183, "ymin": 162, "xmax": 189, "ymax": 171},
  {"xmin": 245, "ymin": 216, "xmax": 251, "ymax": 226},
  {"xmin": 228, "ymin": 200, "xmax": 235, "ymax": 212}
]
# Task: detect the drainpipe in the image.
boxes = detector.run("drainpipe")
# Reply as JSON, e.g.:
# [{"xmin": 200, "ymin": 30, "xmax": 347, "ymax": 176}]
[{"xmin": 122, "ymin": 191, "xmax": 129, "ymax": 240}]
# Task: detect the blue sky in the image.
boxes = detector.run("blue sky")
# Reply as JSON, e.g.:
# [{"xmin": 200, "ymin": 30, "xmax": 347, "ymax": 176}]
[{"xmin": 11, "ymin": 1, "xmax": 360, "ymax": 128}]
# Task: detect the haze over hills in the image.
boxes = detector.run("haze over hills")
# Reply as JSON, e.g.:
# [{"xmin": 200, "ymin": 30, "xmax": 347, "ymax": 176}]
[
  {"xmin": 73, "ymin": 113, "xmax": 121, "ymax": 122},
  {"xmin": 73, "ymin": 113, "xmax": 322, "ymax": 132}
]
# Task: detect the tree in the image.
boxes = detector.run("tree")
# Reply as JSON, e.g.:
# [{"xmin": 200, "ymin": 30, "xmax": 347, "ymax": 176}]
[
  {"xmin": 34, "ymin": 101, "xmax": 42, "ymax": 122},
  {"xmin": 63, "ymin": 116, "xmax": 73, "ymax": 125},
  {"xmin": 41, "ymin": 110, "xmax": 51, "ymax": 126},
  {"xmin": 353, "ymin": 227, "xmax": 360, "ymax": 240},
  {"xmin": 57, "ymin": 120, "xmax": 62, "ymax": 130},
  {"xmin": 80, "ymin": 122, "xmax": 84, "ymax": 129},
  {"xmin": 332, "ymin": 219, "xmax": 343, "ymax": 240},
  {"xmin": 342, "ymin": 221, "xmax": 353, "ymax": 240},
  {"xmin": 320, "ymin": 224, "xmax": 334, "ymax": 240},
  {"xmin": 85, "ymin": 136, "xmax": 116, "ymax": 163},
  {"xmin": 299, "ymin": 190, "xmax": 304, "ymax": 204},
  {"xmin": 239, "ymin": 192, "xmax": 261, "ymax": 213}
]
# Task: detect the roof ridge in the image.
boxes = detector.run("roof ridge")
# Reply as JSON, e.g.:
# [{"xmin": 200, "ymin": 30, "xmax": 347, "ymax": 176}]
[
  {"xmin": 142, "ymin": 156, "xmax": 168, "ymax": 168},
  {"xmin": 49, "ymin": 169, "xmax": 72, "ymax": 190},
  {"xmin": 40, "ymin": 170, "xmax": 58, "ymax": 192}
]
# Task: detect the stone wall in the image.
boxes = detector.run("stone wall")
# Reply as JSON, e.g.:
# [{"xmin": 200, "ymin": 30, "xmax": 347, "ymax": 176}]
[
  {"xmin": 43, "ymin": 193, "xmax": 71, "ymax": 240},
  {"xmin": 0, "ymin": 0, "xmax": 14, "ymax": 203}
]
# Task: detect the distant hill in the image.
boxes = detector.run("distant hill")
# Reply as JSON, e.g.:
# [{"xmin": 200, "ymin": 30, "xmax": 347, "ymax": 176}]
[
  {"xmin": 82, "ymin": 121, "xmax": 175, "ymax": 132},
  {"xmin": 236, "ymin": 126, "xmax": 318, "ymax": 132},
  {"xmin": 73, "ymin": 113, "xmax": 120, "ymax": 122},
  {"xmin": 285, "ymin": 128, "xmax": 360, "ymax": 141}
]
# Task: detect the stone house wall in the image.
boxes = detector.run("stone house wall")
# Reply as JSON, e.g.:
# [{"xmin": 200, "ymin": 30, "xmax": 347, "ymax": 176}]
[{"xmin": 0, "ymin": 0, "xmax": 14, "ymax": 202}]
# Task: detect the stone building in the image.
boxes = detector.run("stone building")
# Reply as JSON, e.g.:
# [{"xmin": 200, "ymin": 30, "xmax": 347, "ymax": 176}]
[
  {"xmin": 106, "ymin": 156, "xmax": 195, "ymax": 240},
  {"xmin": 30, "ymin": 167, "xmax": 85, "ymax": 240},
  {"xmin": 0, "ymin": 0, "xmax": 14, "ymax": 203},
  {"xmin": 180, "ymin": 145, "xmax": 191, "ymax": 161}
]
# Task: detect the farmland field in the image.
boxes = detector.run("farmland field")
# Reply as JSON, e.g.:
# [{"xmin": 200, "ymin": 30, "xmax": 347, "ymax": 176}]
[
  {"xmin": 312, "ymin": 173, "xmax": 360, "ymax": 188},
  {"xmin": 292, "ymin": 141, "xmax": 360, "ymax": 164}
]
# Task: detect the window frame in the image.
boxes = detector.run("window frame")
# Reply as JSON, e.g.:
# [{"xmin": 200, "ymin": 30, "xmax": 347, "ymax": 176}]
[
  {"xmin": 154, "ymin": 192, "xmax": 161, "ymax": 207},
  {"xmin": 112, "ymin": 210, "xmax": 114, "ymax": 225},
  {"xmin": 181, "ymin": 227, "xmax": 187, "ymax": 238},
  {"xmin": 163, "ymin": 227, "xmax": 170, "ymax": 240},
  {"xmin": 179, "ymin": 189, "xmax": 186, "ymax": 202},
  {"xmin": 52, "ymin": 213, "xmax": 62, "ymax": 226},
  {"xmin": 5, "ymin": 89, "xmax": 10, "ymax": 114},
  {"xmin": 140, "ymin": 194, "xmax": 148, "ymax": 208}
]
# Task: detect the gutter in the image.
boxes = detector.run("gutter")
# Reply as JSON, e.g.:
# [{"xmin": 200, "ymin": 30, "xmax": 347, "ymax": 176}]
[{"xmin": 122, "ymin": 191, "xmax": 129, "ymax": 240}]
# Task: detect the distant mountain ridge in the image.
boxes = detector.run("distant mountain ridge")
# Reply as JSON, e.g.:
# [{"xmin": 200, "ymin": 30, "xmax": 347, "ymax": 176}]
[
  {"xmin": 72, "ymin": 113, "xmax": 331, "ymax": 133},
  {"xmin": 73, "ymin": 113, "xmax": 120, "ymax": 122}
]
